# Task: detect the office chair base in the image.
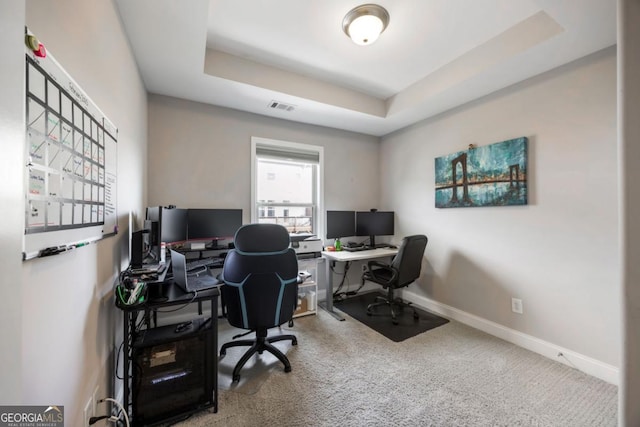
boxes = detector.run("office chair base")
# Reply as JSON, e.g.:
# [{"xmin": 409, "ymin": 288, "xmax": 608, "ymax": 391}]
[
  {"xmin": 367, "ymin": 296, "xmax": 419, "ymax": 325},
  {"xmin": 220, "ymin": 333, "xmax": 297, "ymax": 382}
]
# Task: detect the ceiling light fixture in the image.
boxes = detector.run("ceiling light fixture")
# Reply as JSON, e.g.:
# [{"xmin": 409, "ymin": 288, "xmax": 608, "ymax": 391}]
[{"xmin": 342, "ymin": 4, "xmax": 390, "ymax": 46}]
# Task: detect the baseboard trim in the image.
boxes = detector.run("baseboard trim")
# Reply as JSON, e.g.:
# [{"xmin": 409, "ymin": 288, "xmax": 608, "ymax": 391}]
[{"xmin": 402, "ymin": 291, "xmax": 619, "ymax": 385}]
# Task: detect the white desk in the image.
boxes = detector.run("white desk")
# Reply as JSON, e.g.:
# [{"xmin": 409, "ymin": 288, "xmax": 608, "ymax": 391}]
[{"xmin": 321, "ymin": 248, "xmax": 398, "ymax": 321}]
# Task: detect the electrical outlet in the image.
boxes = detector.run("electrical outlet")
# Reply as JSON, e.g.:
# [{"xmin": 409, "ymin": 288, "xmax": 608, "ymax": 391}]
[
  {"xmin": 83, "ymin": 397, "xmax": 93, "ymax": 427},
  {"xmin": 511, "ymin": 298, "xmax": 523, "ymax": 314}
]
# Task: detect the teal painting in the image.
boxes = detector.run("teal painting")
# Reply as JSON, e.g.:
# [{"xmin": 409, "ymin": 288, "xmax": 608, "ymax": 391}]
[{"xmin": 435, "ymin": 137, "xmax": 528, "ymax": 208}]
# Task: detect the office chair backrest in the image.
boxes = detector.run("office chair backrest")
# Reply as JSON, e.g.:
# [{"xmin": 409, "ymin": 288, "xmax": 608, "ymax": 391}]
[
  {"xmin": 391, "ymin": 235, "xmax": 428, "ymax": 287},
  {"xmin": 221, "ymin": 223, "xmax": 298, "ymax": 330}
]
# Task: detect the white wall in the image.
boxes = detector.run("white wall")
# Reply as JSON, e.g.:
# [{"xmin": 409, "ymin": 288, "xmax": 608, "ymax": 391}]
[
  {"xmin": 0, "ymin": 0, "xmax": 26, "ymax": 403},
  {"xmin": 0, "ymin": 1, "xmax": 148, "ymax": 425},
  {"xmin": 147, "ymin": 95, "xmax": 380, "ymax": 217},
  {"xmin": 381, "ymin": 48, "xmax": 619, "ymax": 370}
]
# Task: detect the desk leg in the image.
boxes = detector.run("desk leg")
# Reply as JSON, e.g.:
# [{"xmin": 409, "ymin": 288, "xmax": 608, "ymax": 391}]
[
  {"xmin": 123, "ymin": 312, "xmax": 128, "ymax": 418},
  {"xmin": 123, "ymin": 311, "xmax": 133, "ymax": 419},
  {"xmin": 319, "ymin": 259, "xmax": 345, "ymax": 321},
  {"xmin": 211, "ymin": 296, "xmax": 218, "ymax": 413}
]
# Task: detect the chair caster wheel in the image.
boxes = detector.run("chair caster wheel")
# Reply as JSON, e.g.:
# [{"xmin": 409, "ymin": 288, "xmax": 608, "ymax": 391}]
[
  {"xmin": 292, "ymin": 337, "xmax": 298, "ymax": 346},
  {"xmin": 413, "ymin": 313, "xmax": 419, "ymax": 320},
  {"xmin": 232, "ymin": 375, "xmax": 240, "ymax": 382},
  {"xmin": 392, "ymin": 319, "xmax": 399, "ymax": 325},
  {"xmin": 366, "ymin": 311, "xmax": 372, "ymax": 316},
  {"xmin": 284, "ymin": 366, "xmax": 292, "ymax": 373},
  {"xmin": 288, "ymin": 320, "xmax": 294, "ymax": 327},
  {"xmin": 220, "ymin": 349, "xmax": 226, "ymax": 356}
]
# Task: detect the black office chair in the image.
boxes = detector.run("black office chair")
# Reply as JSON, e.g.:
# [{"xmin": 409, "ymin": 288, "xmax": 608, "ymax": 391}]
[
  {"xmin": 361, "ymin": 235, "xmax": 428, "ymax": 325},
  {"xmin": 219, "ymin": 223, "xmax": 299, "ymax": 382}
]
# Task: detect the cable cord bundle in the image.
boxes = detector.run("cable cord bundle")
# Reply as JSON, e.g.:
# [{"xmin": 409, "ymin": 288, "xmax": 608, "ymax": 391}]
[
  {"xmin": 89, "ymin": 397, "xmax": 130, "ymax": 427},
  {"xmin": 115, "ymin": 273, "xmax": 147, "ymax": 309}
]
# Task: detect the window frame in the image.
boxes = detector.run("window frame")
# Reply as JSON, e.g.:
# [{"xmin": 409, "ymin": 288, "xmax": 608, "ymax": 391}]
[{"xmin": 251, "ymin": 136, "xmax": 324, "ymax": 237}]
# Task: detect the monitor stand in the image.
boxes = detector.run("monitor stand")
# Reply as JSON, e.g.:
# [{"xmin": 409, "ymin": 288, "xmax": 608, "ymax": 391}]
[
  {"xmin": 206, "ymin": 240, "xmax": 225, "ymax": 250},
  {"xmin": 367, "ymin": 235, "xmax": 388, "ymax": 249}
]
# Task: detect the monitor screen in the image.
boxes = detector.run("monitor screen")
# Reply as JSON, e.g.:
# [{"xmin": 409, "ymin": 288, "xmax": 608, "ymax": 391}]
[
  {"xmin": 145, "ymin": 206, "xmax": 187, "ymax": 261},
  {"xmin": 356, "ymin": 211, "xmax": 394, "ymax": 237},
  {"xmin": 161, "ymin": 208, "xmax": 188, "ymax": 243},
  {"xmin": 326, "ymin": 210, "xmax": 356, "ymax": 239},
  {"xmin": 187, "ymin": 209, "xmax": 243, "ymax": 240}
]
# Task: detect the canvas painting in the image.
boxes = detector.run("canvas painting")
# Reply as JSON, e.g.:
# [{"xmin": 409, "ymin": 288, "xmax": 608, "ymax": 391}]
[{"xmin": 435, "ymin": 137, "xmax": 528, "ymax": 208}]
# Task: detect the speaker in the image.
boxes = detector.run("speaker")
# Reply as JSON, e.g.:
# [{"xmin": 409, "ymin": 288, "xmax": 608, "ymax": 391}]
[
  {"xmin": 130, "ymin": 230, "xmax": 145, "ymax": 269},
  {"xmin": 132, "ymin": 318, "xmax": 214, "ymax": 426}
]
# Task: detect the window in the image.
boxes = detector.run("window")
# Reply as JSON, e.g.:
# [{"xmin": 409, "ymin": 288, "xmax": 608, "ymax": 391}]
[{"xmin": 251, "ymin": 137, "xmax": 324, "ymax": 236}]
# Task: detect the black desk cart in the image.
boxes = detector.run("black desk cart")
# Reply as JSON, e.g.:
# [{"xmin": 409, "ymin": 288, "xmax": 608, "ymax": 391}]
[{"xmin": 118, "ymin": 279, "xmax": 219, "ymax": 426}]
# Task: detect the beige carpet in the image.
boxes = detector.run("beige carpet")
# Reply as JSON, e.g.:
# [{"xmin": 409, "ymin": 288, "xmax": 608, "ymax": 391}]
[{"xmin": 173, "ymin": 310, "xmax": 617, "ymax": 427}]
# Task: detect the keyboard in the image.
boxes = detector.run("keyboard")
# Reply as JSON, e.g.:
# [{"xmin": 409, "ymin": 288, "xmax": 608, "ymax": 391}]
[
  {"xmin": 186, "ymin": 258, "xmax": 224, "ymax": 271},
  {"xmin": 343, "ymin": 246, "xmax": 368, "ymax": 252},
  {"xmin": 130, "ymin": 263, "xmax": 166, "ymax": 275},
  {"xmin": 342, "ymin": 244, "xmax": 392, "ymax": 252}
]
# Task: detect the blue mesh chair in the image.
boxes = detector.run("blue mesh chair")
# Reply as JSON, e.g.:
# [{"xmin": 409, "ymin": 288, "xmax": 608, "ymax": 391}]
[{"xmin": 219, "ymin": 224, "xmax": 299, "ymax": 382}]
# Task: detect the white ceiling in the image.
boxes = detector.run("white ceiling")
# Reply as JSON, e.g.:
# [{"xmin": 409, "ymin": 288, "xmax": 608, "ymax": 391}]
[{"xmin": 114, "ymin": 0, "xmax": 616, "ymax": 137}]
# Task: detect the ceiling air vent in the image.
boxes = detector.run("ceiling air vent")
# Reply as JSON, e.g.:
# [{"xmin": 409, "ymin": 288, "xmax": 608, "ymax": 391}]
[{"xmin": 269, "ymin": 100, "xmax": 296, "ymax": 112}]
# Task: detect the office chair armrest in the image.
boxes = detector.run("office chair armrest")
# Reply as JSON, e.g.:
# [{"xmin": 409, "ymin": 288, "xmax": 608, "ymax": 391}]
[
  {"xmin": 366, "ymin": 261, "xmax": 399, "ymax": 284},
  {"xmin": 367, "ymin": 260, "xmax": 389, "ymax": 270}
]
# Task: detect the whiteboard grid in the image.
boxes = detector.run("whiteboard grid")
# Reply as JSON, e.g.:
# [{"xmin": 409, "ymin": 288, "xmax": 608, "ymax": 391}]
[
  {"xmin": 23, "ymin": 30, "xmax": 118, "ymax": 260},
  {"xmin": 25, "ymin": 56, "xmax": 108, "ymax": 233}
]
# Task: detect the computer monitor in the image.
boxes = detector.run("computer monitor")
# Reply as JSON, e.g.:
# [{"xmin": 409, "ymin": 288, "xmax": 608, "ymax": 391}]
[
  {"xmin": 145, "ymin": 206, "xmax": 189, "ymax": 261},
  {"xmin": 187, "ymin": 209, "xmax": 243, "ymax": 243},
  {"xmin": 161, "ymin": 208, "xmax": 188, "ymax": 243},
  {"xmin": 326, "ymin": 210, "xmax": 356, "ymax": 239},
  {"xmin": 356, "ymin": 210, "xmax": 394, "ymax": 248}
]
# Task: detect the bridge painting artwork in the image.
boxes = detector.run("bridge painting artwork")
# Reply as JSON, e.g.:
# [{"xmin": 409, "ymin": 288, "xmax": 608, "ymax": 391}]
[{"xmin": 435, "ymin": 137, "xmax": 528, "ymax": 208}]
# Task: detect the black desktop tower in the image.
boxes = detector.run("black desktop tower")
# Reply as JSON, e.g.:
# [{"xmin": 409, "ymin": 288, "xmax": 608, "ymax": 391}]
[{"xmin": 131, "ymin": 318, "xmax": 214, "ymax": 426}]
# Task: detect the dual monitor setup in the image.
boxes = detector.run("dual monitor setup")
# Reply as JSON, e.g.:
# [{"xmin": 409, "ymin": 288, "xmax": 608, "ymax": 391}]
[
  {"xmin": 131, "ymin": 207, "xmax": 393, "ymax": 267},
  {"xmin": 131, "ymin": 207, "xmax": 243, "ymax": 268},
  {"xmin": 326, "ymin": 210, "xmax": 395, "ymax": 249}
]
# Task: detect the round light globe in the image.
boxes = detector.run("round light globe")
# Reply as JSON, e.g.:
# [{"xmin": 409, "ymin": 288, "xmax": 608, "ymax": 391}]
[{"xmin": 348, "ymin": 14, "xmax": 384, "ymax": 45}]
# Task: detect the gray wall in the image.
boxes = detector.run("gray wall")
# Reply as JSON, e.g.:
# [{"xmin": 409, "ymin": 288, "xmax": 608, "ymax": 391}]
[
  {"xmin": 148, "ymin": 95, "xmax": 380, "ymax": 217},
  {"xmin": 0, "ymin": 1, "xmax": 148, "ymax": 424},
  {"xmin": 619, "ymin": 0, "xmax": 640, "ymax": 424},
  {"xmin": 381, "ymin": 48, "xmax": 619, "ymax": 370},
  {"xmin": 147, "ymin": 96, "xmax": 383, "ymax": 295}
]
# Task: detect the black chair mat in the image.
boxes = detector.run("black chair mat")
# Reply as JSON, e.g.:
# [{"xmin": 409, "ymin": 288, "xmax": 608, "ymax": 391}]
[{"xmin": 334, "ymin": 292, "xmax": 449, "ymax": 342}]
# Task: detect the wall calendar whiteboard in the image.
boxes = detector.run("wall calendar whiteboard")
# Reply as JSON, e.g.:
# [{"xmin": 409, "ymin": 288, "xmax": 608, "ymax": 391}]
[{"xmin": 23, "ymin": 30, "xmax": 118, "ymax": 260}]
